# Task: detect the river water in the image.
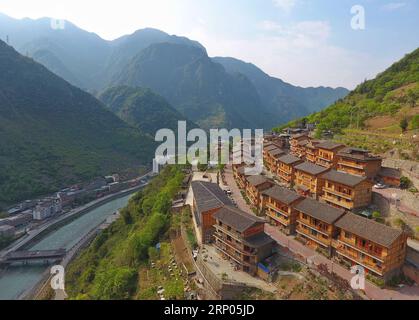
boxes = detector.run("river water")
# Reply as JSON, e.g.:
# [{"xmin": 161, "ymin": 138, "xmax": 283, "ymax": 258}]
[{"xmin": 0, "ymin": 193, "xmax": 134, "ymax": 300}]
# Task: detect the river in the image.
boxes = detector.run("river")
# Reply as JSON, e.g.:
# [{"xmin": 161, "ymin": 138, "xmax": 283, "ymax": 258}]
[{"xmin": 0, "ymin": 193, "xmax": 134, "ymax": 300}]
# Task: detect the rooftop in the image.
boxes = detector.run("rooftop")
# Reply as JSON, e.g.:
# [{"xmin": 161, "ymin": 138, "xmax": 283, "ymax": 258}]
[
  {"xmin": 321, "ymin": 170, "xmax": 369, "ymax": 187},
  {"xmin": 262, "ymin": 186, "xmax": 303, "ymax": 205},
  {"xmin": 268, "ymin": 148, "xmax": 286, "ymax": 157},
  {"xmin": 277, "ymin": 154, "xmax": 303, "ymax": 165},
  {"xmin": 243, "ymin": 232, "xmax": 276, "ymax": 248},
  {"xmin": 316, "ymin": 141, "xmax": 345, "ymax": 150},
  {"xmin": 335, "ymin": 213, "xmax": 404, "ymax": 248},
  {"xmin": 213, "ymin": 206, "xmax": 265, "ymax": 233},
  {"xmin": 294, "ymin": 197, "xmax": 346, "ymax": 224},
  {"xmin": 246, "ymin": 175, "xmax": 271, "ymax": 187},
  {"xmin": 191, "ymin": 181, "xmax": 232, "ymax": 215},
  {"xmin": 338, "ymin": 147, "xmax": 382, "ymax": 161},
  {"xmin": 379, "ymin": 167, "xmax": 401, "ymax": 179},
  {"xmin": 295, "ymin": 162, "xmax": 330, "ymax": 176}
]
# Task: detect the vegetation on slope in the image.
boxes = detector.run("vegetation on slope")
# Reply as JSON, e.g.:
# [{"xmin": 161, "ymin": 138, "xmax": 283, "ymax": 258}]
[
  {"xmin": 274, "ymin": 48, "xmax": 419, "ymax": 138},
  {"xmin": 99, "ymin": 86, "xmax": 195, "ymax": 135},
  {"xmin": 0, "ymin": 41, "xmax": 155, "ymax": 206},
  {"xmin": 65, "ymin": 165, "xmax": 185, "ymax": 299}
]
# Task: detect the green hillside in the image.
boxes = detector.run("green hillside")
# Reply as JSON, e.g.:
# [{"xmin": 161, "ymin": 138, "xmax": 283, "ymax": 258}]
[
  {"xmin": 99, "ymin": 86, "xmax": 196, "ymax": 135},
  {"xmin": 0, "ymin": 41, "xmax": 155, "ymax": 206},
  {"xmin": 276, "ymin": 48, "xmax": 419, "ymax": 141}
]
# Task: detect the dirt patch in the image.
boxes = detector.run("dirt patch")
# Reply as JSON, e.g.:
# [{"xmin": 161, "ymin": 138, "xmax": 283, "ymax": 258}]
[{"xmin": 172, "ymin": 235, "xmax": 195, "ymax": 274}]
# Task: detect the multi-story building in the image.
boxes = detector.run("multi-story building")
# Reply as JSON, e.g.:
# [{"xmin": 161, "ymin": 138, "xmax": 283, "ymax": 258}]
[
  {"xmin": 315, "ymin": 141, "xmax": 345, "ymax": 169},
  {"xmin": 294, "ymin": 198, "xmax": 346, "ymax": 255},
  {"xmin": 337, "ymin": 147, "xmax": 382, "ymax": 178},
  {"xmin": 234, "ymin": 165, "xmax": 251, "ymax": 189},
  {"xmin": 294, "ymin": 139, "xmax": 310, "ymax": 158},
  {"xmin": 264, "ymin": 148, "xmax": 286, "ymax": 173},
  {"xmin": 378, "ymin": 167, "xmax": 402, "ymax": 187},
  {"xmin": 294, "ymin": 162, "xmax": 330, "ymax": 199},
  {"xmin": 304, "ymin": 140, "xmax": 323, "ymax": 164},
  {"xmin": 245, "ymin": 175, "xmax": 274, "ymax": 208},
  {"xmin": 334, "ymin": 213, "xmax": 407, "ymax": 280},
  {"xmin": 321, "ymin": 170, "xmax": 373, "ymax": 210},
  {"xmin": 213, "ymin": 206, "xmax": 276, "ymax": 275},
  {"xmin": 33, "ymin": 198, "xmax": 62, "ymax": 221},
  {"xmin": 261, "ymin": 186, "xmax": 304, "ymax": 235},
  {"xmin": 290, "ymin": 133, "xmax": 309, "ymax": 156},
  {"xmin": 276, "ymin": 154, "xmax": 304, "ymax": 185},
  {"xmin": 191, "ymin": 181, "xmax": 233, "ymax": 244}
]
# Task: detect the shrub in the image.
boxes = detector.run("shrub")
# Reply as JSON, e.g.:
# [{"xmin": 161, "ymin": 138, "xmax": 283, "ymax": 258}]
[{"xmin": 400, "ymin": 176, "xmax": 412, "ymax": 189}]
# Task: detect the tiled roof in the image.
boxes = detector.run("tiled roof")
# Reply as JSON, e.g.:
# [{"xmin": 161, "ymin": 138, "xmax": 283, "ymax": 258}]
[
  {"xmin": 213, "ymin": 206, "xmax": 265, "ymax": 232},
  {"xmin": 243, "ymin": 232, "xmax": 275, "ymax": 248},
  {"xmin": 191, "ymin": 181, "xmax": 232, "ymax": 215},
  {"xmin": 268, "ymin": 148, "xmax": 286, "ymax": 157},
  {"xmin": 246, "ymin": 175, "xmax": 271, "ymax": 187},
  {"xmin": 316, "ymin": 141, "xmax": 345, "ymax": 150},
  {"xmin": 321, "ymin": 170, "xmax": 369, "ymax": 187},
  {"xmin": 379, "ymin": 167, "xmax": 401, "ymax": 179},
  {"xmin": 277, "ymin": 154, "xmax": 302, "ymax": 165},
  {"xmin": 335, "ymin": 213, "xmax": 403, "ymax": 247},
  {"xmin": 294, "ymin": 198, "xmax": 346, "ymax": 224},
  {"xmin": 262, "ymin": 186, "xmax": 303, "ymax": 205},
  {"xmin": 338, "ymin": 147, "xmax": 382, "ymax": 161},
  {"xmin": 295, "ymin": 162, "xmax": 330, "ymax": 176}
]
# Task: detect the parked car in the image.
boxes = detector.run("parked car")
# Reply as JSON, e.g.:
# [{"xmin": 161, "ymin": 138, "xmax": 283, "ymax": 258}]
[{"xmin": 374, "ymin": 183, "xmax": 387, "ymax": 189}]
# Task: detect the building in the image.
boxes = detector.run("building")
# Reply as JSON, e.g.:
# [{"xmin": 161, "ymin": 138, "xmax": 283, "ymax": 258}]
[
  {"xmin": 0, "ymin": 225, "xmax": 15, "ymax": 238},
  {"xmin": 290, "ymin": 133, "xmax": 309, "ymax": 156},
  {"xmin": 315, "ymin": 141, "xmax": 345, "ymax": 169},
  {"xmin": 261, "ymin": 186, "xmax": 304, "ymax": 235},
  {"xmin": 378, "ymin": 167, "xmax": 402, "ymax": 187},
  {"xmin": 4, "ymin": 213, "xmax": 33, "ymax": 228},
  {"xmin": 191, "ymin": 181, "xmax": 233, "ymax": 244},
  {"xmin": 304, "ymin": 140, "xmax": 323, "ymax": 164},
  {"xmin": 33, "ymin": 198, "xmax": 62, "ymax": 221},
  {"xmin": 245, "ymin": 175, "xmax": 274, "ymax": 208},
  {"xmin": 334, "ymin": 213, "xmax": 407, "ymax": 280},
  {"xmin": 276, "ymin": 154, "xmax": 304, "ymax": 185},
  {"xmin": 264, "ymin": 148, "xmax": 286, "ymax": 173},
  {"xmin": 321, "ymin": 170, "xmax": 373, "ymax": 210},
  {"xmin": 294, "ymin": 139, "xmax": 310, "ymax": 158},
  {"xmin": 294, "ymin": 162, "xmax": 330, "ymax": 199},
  {"xmin": 294, "ymin": 198, "xmax": 346, "ymax": 255},
  {"xmin": 213, "ymin": 206, "xmax": 276, "ymax": 275},
  {"xmin": 233, "ymin": 165, "xmax": 251, "ymax": 189},
  {"xmin": 337, "ymin": 147, "xmax": 382, "ymax": 178}
]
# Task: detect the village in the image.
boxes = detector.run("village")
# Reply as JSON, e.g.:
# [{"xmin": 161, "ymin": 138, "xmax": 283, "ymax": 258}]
[{"xmin": 168, "ymin": 128, "xmax": 419, "ymax": 300}]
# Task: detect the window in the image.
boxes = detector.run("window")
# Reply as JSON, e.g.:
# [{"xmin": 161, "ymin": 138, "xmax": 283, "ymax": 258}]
[{"xmin": 344, "ymin": 231, "xmax": 352, "ymax": 239}]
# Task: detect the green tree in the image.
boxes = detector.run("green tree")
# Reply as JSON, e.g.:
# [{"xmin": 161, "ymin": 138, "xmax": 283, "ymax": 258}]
[{"xmin": 400, "ymin": 118, "xmax": 408, "ymax": 132}]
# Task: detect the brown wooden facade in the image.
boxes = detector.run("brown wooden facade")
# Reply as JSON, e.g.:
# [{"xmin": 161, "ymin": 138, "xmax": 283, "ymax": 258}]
[
  {"xmin": 315, "ymin": 142, "xmax": 345, "ymax": 169},
  {"xmin": 276, "ymin": 155, "xmax": 304, "ymax": 185},
  {"xmin": 321, "ymin": 170, "xmax": 373, "ymax": 210},
  {"xmin": 337, "ymin": 147, "xmax": 382, "ymax": 178},
  {"xmin": 294, "ymin": 162, "xmax": 330, "ymax": 199}
]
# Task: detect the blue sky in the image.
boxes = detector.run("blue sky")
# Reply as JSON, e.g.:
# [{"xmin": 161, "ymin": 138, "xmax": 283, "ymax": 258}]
[{"xmin": 0, "ymin": 0, "xmax": 418, "ymax": 88}]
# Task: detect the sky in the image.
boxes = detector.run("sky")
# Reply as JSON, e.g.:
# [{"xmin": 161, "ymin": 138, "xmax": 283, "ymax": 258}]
[{"xmin": 0, "ymin": 0, "xmax": 418, "ymax": 89}]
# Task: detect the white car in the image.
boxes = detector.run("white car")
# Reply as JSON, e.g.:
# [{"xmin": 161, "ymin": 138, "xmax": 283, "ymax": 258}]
[{"xmin": 374, "ymin": 183, "xmax": 387, "ymax": 189}]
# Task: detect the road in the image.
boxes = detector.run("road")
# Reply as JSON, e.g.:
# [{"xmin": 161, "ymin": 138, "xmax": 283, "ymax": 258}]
[
  {"xmin": 0, "ymin": 172, "xmax": 152, "ymax": 259},
  {"xmin": 223, "ymin": 163, "xmax": 419, "ymax": 300}
]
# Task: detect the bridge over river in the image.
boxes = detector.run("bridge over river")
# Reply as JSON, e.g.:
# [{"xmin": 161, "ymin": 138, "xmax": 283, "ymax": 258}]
[{"xmin": 0, "ymin": 249, "xmax": 67, "ymax": 265}]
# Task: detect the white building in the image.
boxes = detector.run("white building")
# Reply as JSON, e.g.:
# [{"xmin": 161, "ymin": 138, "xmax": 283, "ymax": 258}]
[{"xmin": 33, "ymin": 198, "xmax": 62, "ymax": 221}]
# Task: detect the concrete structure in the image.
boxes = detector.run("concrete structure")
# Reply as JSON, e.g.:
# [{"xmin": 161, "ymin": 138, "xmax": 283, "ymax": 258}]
[{"xmin": 33, "ymin": 198, "xmax": 62, "ymax": 221}]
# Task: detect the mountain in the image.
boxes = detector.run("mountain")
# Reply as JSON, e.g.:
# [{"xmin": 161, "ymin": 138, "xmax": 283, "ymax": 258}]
[
  {"xmin": 0, "ymin": 40, "xmax": 155, "ymax": 205},
  {"xmin": 110, "ymin": 42, "xmax": 272, "ymax": 129},
  {"xmin": 213, "ymin": 57, "xmax": 349, "ymax": 116},
  {"xmin": 99, "ymin": 86, "xmax": 196, "ymax": 135},
  {"xmin": 0, "ymin": 13, "xmax": 348, "ymax": 129},
  {"xmin": 278, "ymin": 48, "xmax": 419, "ymax": 142}
]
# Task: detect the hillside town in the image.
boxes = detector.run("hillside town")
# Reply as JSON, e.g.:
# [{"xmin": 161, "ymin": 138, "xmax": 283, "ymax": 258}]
[{"xmin": 179, "ymin": 129, "xmax": 419, "ymax": 300}]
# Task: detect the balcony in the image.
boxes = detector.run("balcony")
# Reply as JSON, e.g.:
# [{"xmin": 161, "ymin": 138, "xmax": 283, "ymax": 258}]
[
  {"xmin": 214, "ymin": 243, "xmax": 255, "ymax": 267},
  {"xmin": 337, "ymin": 239, "xmax": 385, "ymax": 263},
  {"xmin": 337, "ymin": 160, "xmax": 365, "ymax": 170},
  {"xmin": 266, "ymin": 208, "xmax": 289, "ymax": 227},
  {"xmin": 214, "ymin": 232, "xmax": 257, "ymax": 257},
  {"xmin": 296, "ymin": 225, "xmax": 330, "ymax": 247},
  {"xmin": 323, "ymin": 187, "xmax": 353, "ymax": 200},
  {"xmin": 322, "ymin": 194, "xmax": 353, "ymax": 210},
  {"xmin": 336, "ymin": 246, "xmax": 384, "ymax": 276}
]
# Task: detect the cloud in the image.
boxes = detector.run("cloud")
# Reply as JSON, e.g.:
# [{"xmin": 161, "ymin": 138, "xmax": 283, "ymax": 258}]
[
  {"xmin": 272, "ymin": 0, "xmax": 297, "ymax": 13},
  {"xmin": 381, "ymin": 2, "xmax": 406, "ymax": 11}
]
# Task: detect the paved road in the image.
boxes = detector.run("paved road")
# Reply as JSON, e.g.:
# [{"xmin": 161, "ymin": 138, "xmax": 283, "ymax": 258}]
[{"xmin": 224, "ymin": 164, "xmax": 419, "ymax": 300}]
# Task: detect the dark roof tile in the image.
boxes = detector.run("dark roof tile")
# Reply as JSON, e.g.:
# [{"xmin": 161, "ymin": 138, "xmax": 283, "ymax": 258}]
[{"xmin": 294, "ymin": 198, "xmax": 346, "ymax": 224}]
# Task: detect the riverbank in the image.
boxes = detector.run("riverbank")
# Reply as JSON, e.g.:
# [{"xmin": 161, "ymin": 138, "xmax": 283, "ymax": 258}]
[{"xmin": 1, "ymin": 173, "xmax": 151, "ymax": 259}]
